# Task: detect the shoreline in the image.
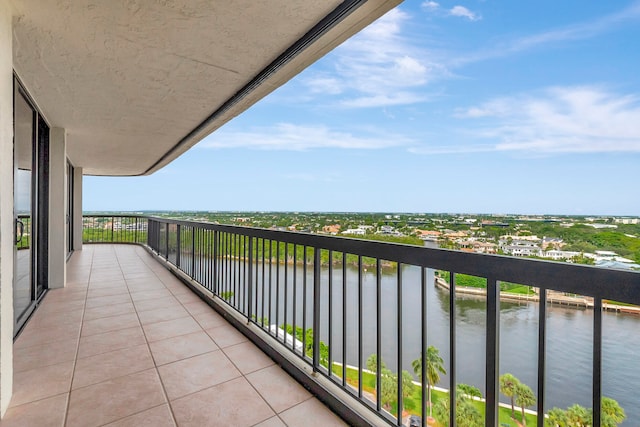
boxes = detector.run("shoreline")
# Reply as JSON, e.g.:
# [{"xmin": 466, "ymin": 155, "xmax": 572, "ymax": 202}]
[{"xmin": 434, "ymin": 277, "xmax": 640, "ymax": 314}]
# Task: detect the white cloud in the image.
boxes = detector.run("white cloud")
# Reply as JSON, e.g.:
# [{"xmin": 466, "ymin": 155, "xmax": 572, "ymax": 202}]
[
  {"xmin": 454, "ymin": 86, "xmax": 640, "ymax": 154},
  {"xmin": 199, "ymin": 123, "xmax": 413, "ymax": 151},
  {"xmin": 300, "ymin": 8, "xmax": 443, "ymax": 108},
  {"xmin": 450, "ymin": 6, "xmax": 481, "ymax": 21},
  {"xmin": 422, "ymin": 1, "xmax": 440, "ymax": 11}
]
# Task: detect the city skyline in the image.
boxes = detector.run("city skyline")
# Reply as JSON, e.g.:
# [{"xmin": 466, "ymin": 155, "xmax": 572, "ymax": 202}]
[{"xmin": 85, "ymin": 0, "xmax": 640, "ymax": 215}]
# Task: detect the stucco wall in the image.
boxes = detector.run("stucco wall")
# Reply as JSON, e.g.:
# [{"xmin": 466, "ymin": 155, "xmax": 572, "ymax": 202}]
[{"xmin": 0, "ymin": 1, "xmax": 14, "ymax": 416}]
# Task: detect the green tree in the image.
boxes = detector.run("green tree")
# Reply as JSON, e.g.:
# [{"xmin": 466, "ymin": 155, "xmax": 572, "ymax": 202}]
[
  {"xmin": 401, "ymin": 369, "xmax": 415, "ymax": 404},
  {"xmin": 515, "ymin": 382, "xmax": 536, "ymax": 426},
  {"xmin": 412, "ymin": 345, "xmax": 446, "ymax": 417},
  {"xmin": 379, "ymin": 368, "xmax": 397, "ymax": 411},
  {"xmin": 546, "ymin": 408, "xmax": 568, "ymax": 427},
  {"xmin": 500, "ymin": 373, "xmax": 520, "ymax": 418},
  {"xmin": 566, "ymin": 404, "xmax": 591, "ymax": 426},
  {"xmin": 602, "ymin": 397, "xmax": 626, "ymax": 426},
  {"xmin": 457, "ymin": 383, "xmax": 482, "ymax": 399},
  {"xmin": 366, "ymin": 354, "xmax": 386, "ymax": 374},
  {"xmin": 433, "ymin": 392, "xmax": 482, "ymax": 427}
]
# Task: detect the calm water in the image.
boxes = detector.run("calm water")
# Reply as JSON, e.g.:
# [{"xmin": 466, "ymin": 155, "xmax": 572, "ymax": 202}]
[{"xmin": 214, "ymin": 256, "xmax": 640, "ymax": 424}]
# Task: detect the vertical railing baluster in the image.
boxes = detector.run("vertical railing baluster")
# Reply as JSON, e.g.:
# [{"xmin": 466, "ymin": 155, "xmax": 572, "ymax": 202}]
[
  {"xmin": 376, "ymin": 258, "xmax": 382, "ymax": 412},
  {"xmin": 292, "ymin": 245, "xmax": 298, "ymax": 352},
  {"xmin": 450, "ymin": 272, "xmax": 457, "ymax": 427},
  {"xmin": 176, "ymin": 224, "xmax": 181, "ymax": 268},
  {"xmin": 358, "ymin": 255, "xmax": 363, "ymax": 399},
  {"xmin": 593, "ymin": 296, "xmax": 603, "ymax": 427},
  {"xmin": 213, "ymin": 230, "xmax": 218, "ymax": 295},
  {"xmin": 485, "ymin": 275, "xmax": 499, "ymax": 427},
  {"xmin": 397, "ymin": 263, "xmax": 403, "ymax": 427},
  {"xmin": 342, "ymin": 252, "xmax": 347, "ymax": 387},
  {"xmin": 248, "ymin": 236, "xmax": 254, "ymax": 322},
  {"xmin": 421, "ymin": 267, "xmax": 427, "ymax": 425},
  {"xmin": 537, "ymin": 287, "xmax": 547, "ymax": 427},
  {"xmin": 313, "ymin": 247, "xmax": 321, "ymax": 372},
  {"xmin": 276, "ymin": 241, "xmax": 281, "ymax": 339}
]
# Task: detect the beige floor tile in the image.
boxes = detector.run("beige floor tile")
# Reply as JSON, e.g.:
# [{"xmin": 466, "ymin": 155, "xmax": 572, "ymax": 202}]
[
  {"xmin": 158, "ymin": 350, "xmax": 241, "ymax": 400},
  {"xmin": 1, "ymin": 393, "xmax": 68, "ymax": 427},
  {"xmin": 142, "ymin": 316, "xmax": 202, "ymax": 342},
  {"xmin": 171, "ymin": 377, "xmax": 274, "ymax": 427},
  {"xmin": 11, "ymin": 361, "xmax": 74, "ymax": 407},
  {"xmin": 224, "ymin": 341, "xmax": 274, "ymax": 375},
  {"xmin": 84, "ymin": 293, "xmax": 132, "ymax": 309},
  {"xmin": 130, "ymin": 288, "xmax": 174, "ymax": 302},
  {"xmin": 27, "ymin": 308, "xmax": 84, "ymax": 327},
  {"xmin": 14, "ymin": 337, "xmax": 78, "ymax": 373},
  {"xmin": 181, "ymin": 300, "xmax": 214, "ymax": 315},
  {"xmin": 137, "ymin": 305, "xmax": 190, "ymax": 326},
  {"xmin": 87, "ymin": 286, "xmax": 129, "ymax": 298},
  {"xmin": 205, "ymin": 324, "xmax": 248, "ymax": 348},
  {"xmin": 103, "ymin": 404, "xmax": 176, "ymax": 427},
  {"xmin": 191, "ymin": 309, "xmax": 227, "ymax": 329},
  {"xmin": 14, "ymin": 321, "xmax": 81, "ymax": 349},
  {"xmin": 173, "ymin": 291, "xmax": 202, "ymax": 304},
  {"xmin": 83, "ymin": 301, "xmax": 136, "ymax": 321},
  {"xmin": 133, "ymin": 296, "xmax": 182, "ymax": 313},
  {"xmin": 78, "ymin": 326, "xmax": 146, "ymax": 358},
  {"xmin": 279, "ymin": 398, "xmax": 347, "ymax": 427},
  {"xmin": 73, "ymin": 344, "xmax": 155, "ymax": 389},
  {"xmin": 246, "ymin": 365, "xmax": 311, "ymax": 413},
  {"xmin": 81, "ymin": 312, "xmax": 140, "ymax": 336},
  {"xmin": 149, "ymin": 331, "xmax": 218, "ymax": 366},
  {"xmin": 66, "ymin": 369, "xmax": 166, "ymax": 427}
]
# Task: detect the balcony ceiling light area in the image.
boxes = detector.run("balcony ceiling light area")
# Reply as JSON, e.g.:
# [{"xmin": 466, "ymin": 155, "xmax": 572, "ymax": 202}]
[{"xmin": 12, "ymin": 0, "xmax": 399, "ymax": 176}]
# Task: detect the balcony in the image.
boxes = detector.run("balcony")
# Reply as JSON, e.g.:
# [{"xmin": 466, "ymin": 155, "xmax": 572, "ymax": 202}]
[
  {"xmin": 7, "ymin": 215, "xmax": 640, "ymax": 427},
  {"xmin": 7, "ymin": 243, "xmax": 346, "ymax": 426}
]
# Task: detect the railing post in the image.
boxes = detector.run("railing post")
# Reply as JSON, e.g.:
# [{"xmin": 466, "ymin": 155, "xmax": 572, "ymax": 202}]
[
  {"xmin": 247, "ymin": 237, "xmax": 254, "ymax": 322},
  {"xmin": 485, "ymin": 276, "xmax": 499, "ymax": 427},
  {"xmin": 110, "ymin": 216, "xmax": 114, "ymax": 242},
  {"xmin": 537, "ymin": 288, "xmax": 547, "ymax": 427},
  {"xmin": 313, "ymin": 247, "xmax": 321, "ymax": 372},
  {"xmin": 593, "ymin": 296, "xmax": 603, "ymax": 427}
]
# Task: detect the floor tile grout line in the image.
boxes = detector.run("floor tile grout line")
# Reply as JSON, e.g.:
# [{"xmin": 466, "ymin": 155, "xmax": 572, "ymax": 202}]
[
  {"xmin": 118, "ymin": 246, "xmax": 180, "ymax": 427},
  {"xmin": 63, "ymin": 244, "xmax": 94, "ymax": 427}
]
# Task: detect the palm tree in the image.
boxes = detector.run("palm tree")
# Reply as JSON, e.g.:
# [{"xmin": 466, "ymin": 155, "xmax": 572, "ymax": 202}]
[
  {"xmin": 602, "ymin": 397, "xmax": 626, "ymax": 425},
  {"xmin": 514, "ymin": 382, "xmax": 536, "ymax": 427},
  {"xmin": 499, "ymin": 373, "xmax": 520, "ymax": 418},
  {"xmin": 412, "ymin": 345, "xmax": 446, "ymax": 417},
  {"xmin": 545, "ymin": 408, "xmax": 568, "ymax": 427},
  {"xmin": 433, "ymin": 393, "xmax": 482, "ymax": 427}
]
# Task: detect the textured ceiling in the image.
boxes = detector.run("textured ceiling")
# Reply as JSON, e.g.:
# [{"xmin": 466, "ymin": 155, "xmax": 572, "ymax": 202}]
[{"xmin": 12, "ymin": 0, "xmax": 400, "ymax": 175}]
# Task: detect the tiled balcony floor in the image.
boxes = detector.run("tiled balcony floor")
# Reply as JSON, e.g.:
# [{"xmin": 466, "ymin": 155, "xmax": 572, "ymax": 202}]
[{"xmin": 3, "ymin": 244, "xmax": 346, "ymax": 427}]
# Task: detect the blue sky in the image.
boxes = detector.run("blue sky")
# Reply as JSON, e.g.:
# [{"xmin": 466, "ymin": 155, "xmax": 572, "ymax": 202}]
[{"xmin": 85, "ymin": 0, "xmax": 640, "ymax": 215}]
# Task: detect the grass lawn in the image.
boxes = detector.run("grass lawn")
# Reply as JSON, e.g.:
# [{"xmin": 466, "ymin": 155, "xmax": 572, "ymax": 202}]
[{"xmin": 331, "ymin": 363, "xmax": 538, "ymax": 426}]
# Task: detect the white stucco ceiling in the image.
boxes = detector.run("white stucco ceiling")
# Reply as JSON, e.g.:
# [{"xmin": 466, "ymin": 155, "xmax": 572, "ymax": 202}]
[{"xmin": 12, "ymin": 0, "xmax": 400, "ymax": 176}]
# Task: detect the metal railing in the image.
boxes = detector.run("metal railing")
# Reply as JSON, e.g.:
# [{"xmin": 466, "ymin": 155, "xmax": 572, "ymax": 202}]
[
  {"xmin": 82, "ymin": 215, "xmax": 148, "ymax": 245},
  {"xmin": 85, "ymin": 215, "xmax": 640, "ymax": 427}
]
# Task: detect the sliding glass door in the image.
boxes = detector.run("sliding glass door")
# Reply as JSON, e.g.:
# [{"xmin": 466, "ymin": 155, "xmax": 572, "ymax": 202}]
[{"xmin": 13, "ymin": 77, "xmax": 49, "ymax": 334}]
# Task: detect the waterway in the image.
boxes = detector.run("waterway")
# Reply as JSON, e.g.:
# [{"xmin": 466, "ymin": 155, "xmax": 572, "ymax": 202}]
[{"xmin": 214, "ymin": 254, "xmax": 639, "ymax": 424}]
